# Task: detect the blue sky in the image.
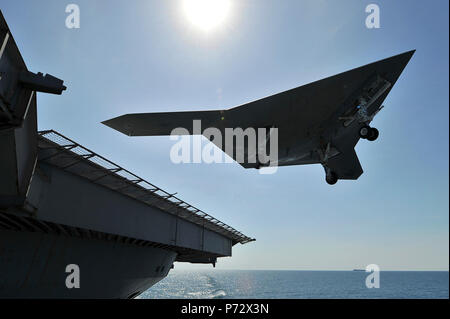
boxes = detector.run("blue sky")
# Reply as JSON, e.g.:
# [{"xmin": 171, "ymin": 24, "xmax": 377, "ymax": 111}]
[{"xmin": 2, "ymin": 0, "xmax": 448, "ymax": 270}]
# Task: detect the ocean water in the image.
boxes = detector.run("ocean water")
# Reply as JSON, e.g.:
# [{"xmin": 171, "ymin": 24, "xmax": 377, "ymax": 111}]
[{"xmin": 140, "ymin": 270, "xmax": 449, "ymax": 299}]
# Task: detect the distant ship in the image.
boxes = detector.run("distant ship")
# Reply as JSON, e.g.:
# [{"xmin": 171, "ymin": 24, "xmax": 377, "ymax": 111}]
[
  {"xmin": 0, "ymin": 10, "xmax": 254, "ymax": 298},
  {"xmin": 353, "ymin": 269, "xmax": 366, "ymax": 272}
]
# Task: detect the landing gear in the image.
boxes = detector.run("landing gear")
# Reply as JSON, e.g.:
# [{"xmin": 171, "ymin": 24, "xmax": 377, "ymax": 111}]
[
  {"xmin": 359, "ymin": 125, "xmax": 371, "ymax": 139},
  {"xmin": 324, "ymin": 166, "xmax": 338, "ymax": 185},
  {"xmin": 359, "ymin": 125, "xmax": 379, "ymax": 141},
  {"xmin": 326, "ymin": 171, "xmax": 338, "ymax": 185},
  {"xmin": 367, "ymin": 127, "xmax": 379, "ymax": 141},
  {"xmin": 320, "ymin": 144, "xmax": 339, "ymax": 185}
]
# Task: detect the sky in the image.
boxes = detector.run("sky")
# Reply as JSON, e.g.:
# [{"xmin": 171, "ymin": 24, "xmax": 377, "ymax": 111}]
[{"xmin": 1, "ymin": 0, "xmax": 448, "ymax": 270}]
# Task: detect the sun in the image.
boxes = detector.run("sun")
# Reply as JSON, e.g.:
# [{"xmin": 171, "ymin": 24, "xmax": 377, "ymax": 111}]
[{"xmin": 183, "ymin": 0, "xmax": 231, "ymax": 31}]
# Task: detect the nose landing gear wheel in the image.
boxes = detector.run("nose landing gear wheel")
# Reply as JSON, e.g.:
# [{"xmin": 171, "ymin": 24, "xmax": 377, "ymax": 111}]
[{"xmin": 326, "ymin": 172, "xmax": 338, "ymax": 185}]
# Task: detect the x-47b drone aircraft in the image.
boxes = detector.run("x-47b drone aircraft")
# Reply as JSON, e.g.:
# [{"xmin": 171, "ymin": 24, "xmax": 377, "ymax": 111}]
[{"xmin": 104, "ymin": 50, "xmax": 415, "ymax": 185}]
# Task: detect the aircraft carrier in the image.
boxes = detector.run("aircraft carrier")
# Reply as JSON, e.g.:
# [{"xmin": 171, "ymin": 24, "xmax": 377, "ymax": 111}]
[{"xmin": 0, "ymin": 10, "xmax": 254, "ymax": 298}]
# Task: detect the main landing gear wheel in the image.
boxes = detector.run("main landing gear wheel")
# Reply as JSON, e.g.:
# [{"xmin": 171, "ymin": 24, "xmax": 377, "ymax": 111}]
[
  {"xmin": 359, "ymin": 125, "xmax": 371, "ymax": 139},
  {"xmin": 326, "ymin": 172, "xmax": 338, "ymax": 185},
  {"xmin": 359, "ymin": 126, "xmax": 379, "ymax": 141},
  {"xmin": 367, "ymin": 127, "xmax": 379, "ymax": 141}
]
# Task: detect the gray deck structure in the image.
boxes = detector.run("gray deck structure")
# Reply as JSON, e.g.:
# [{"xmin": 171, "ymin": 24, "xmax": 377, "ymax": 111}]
[
  {"xmin": 34, "ymin": 130, "xmax": 254, "ymax": 257},
  {"xmin": 0, "ymin": 128, "xmax": 254, "ymax": 298}
]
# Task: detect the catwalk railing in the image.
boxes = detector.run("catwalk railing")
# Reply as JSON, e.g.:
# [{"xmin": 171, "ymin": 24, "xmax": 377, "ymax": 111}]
[{"xmin": 37, "ymin": 130, "xmax": 255, "ymax": 245}]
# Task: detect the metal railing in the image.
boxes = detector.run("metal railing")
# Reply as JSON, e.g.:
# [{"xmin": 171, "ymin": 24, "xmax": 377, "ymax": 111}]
[{"xmin": 37, "ymin": 130, "xmax": 255, "ymax": 244}]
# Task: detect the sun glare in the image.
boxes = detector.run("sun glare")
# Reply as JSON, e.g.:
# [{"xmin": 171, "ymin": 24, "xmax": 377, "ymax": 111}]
[{"xmin": 183, "ymin": 0, "xmax": 231, "ymax": 31}]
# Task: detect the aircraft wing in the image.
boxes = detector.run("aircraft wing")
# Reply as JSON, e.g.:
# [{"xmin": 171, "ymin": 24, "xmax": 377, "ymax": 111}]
[
  {"xmin": 104, "ymin": 49, "xmax": 414, "ymax": 141},
  {"xmin": 102, "ymin": 110, "xmax": 224, "ymax": 136}
]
